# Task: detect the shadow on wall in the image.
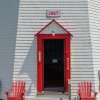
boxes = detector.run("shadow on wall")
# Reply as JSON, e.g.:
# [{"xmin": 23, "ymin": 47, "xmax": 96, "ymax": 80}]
[
  {"xmin": 19, "ymin": 39, "xmax": 37, "ymax": 97},
  {"xmin": 0, "ymin": 0, "xmax": 19, "ymax": 99}
]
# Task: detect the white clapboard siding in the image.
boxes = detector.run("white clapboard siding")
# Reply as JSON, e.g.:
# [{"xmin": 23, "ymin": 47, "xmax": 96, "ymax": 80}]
[
  {"xmin": 0, "ymin": 0, "xmax": 19, "ymax": 100},
  {"xmin": 12, "ymin": 0, "xmax": 95, "ymax": 100},
  {"xmin": 88, "ymin": 0, "xmax": 100, "ymax": 100}
]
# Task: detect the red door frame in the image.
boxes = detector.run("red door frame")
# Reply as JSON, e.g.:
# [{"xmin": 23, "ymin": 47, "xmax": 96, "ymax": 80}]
[{"xmin": 37, "ymin": 34, "xmax": 71, "ymax": 94}]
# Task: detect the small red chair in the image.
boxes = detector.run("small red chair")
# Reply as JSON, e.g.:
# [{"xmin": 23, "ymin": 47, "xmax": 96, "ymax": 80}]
[
  {"xmin": 5, "ymin": 81, "xmax": 26, "ymax": 100},
  {"xmin": 77, "ymin": 82, "xmax": 98, "ymax": 100}
]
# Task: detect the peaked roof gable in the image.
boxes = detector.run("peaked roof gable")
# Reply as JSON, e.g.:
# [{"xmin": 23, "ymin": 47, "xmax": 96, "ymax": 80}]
[{"xmin": 35, "ymin": 19, "xmax": 72, "ymax": 36}]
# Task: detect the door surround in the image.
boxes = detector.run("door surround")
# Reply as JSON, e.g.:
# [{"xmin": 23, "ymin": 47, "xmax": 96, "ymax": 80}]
[{"xmin": 35, "ymin": 19, "xmax": 72, "ymax": 94}]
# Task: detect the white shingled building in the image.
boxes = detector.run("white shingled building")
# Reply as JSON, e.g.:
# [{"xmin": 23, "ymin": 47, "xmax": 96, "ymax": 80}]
[{"xmin": 0, "ymin": 0, "xmax": 100, "ymax": 100}]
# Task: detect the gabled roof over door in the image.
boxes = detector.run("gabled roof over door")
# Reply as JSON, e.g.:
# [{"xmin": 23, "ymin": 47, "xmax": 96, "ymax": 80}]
[{"xmin": 35, "ymin": 19, "xmax": 72, "ymax": 36}]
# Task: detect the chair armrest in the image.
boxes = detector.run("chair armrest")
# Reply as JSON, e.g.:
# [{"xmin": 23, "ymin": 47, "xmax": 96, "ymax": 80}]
[
  {"xmin": 77, "ymin": 90, "xmax": 81, "ymax": 95},
  {"xmin": 92, "ymin": 90, "xmax": 98, "ymax": 97},
  {"xmin": 5, "ymin": 89, "xmax": 12, "ymax": 96},
  {"xmin": 21, "ymin": 90, "xmax": 26, "ymax": 97}
]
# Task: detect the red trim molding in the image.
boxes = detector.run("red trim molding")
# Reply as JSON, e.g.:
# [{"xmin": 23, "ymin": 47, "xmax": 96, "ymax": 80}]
[
  {"xmin": 36, "ymin": 19, "xmax": 72, "ymax": 94},
  {"xmin": 35, "ymin": 19, "xmax": 72, "ymax": 37},
  {"xmin": 36, "ymin": 34, "xmax": 71, "ymax": 93}
]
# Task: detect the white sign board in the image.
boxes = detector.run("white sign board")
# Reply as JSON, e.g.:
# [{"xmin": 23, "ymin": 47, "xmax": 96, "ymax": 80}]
[{"xmin": 46, "ymin": 10, "xmax": 61, "ymax": 17}]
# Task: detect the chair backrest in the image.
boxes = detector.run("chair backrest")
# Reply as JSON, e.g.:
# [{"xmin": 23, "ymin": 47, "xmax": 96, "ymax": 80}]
[
  {"xmin": 12, "ymin": 81, "xmax": 26, "ymax": 97},
  {"xmin": 78, "ymin": 82, "xmax": 92, "ymax": 97}
]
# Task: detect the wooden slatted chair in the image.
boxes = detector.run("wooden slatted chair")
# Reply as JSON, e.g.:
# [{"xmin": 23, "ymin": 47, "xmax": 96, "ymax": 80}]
[
  {"xmin": 77, "ymin": 82, "xmax": 98, "ymax": 100},
  {"xmin": 5, "ymin": 81, "xmax": 26, "ymax": 100}
]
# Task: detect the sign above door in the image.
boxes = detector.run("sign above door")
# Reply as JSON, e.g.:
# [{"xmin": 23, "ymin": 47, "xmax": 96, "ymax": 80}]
[{"xmin": 46, "ymin": 10, "xmax": 61, "ymax": 17}]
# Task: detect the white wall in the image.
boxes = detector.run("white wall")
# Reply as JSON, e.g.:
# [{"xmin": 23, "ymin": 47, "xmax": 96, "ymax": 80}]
[
  {"xmin": 0, "ymin": 0, "xmax": 19, "ymax": 99},
  {"xmin": 88, "ymin": 0, "xmax": 100, "ymax": 99},
  {"xmin": 12, "ymin": 0, "xmax": 94, "ymax": 99}
]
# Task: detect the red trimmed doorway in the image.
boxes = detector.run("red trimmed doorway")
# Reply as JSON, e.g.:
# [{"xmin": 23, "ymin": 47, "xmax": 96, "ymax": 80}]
[{"xmin": 36, "ymin": 19, "xmax": 72, "ymax": 94}]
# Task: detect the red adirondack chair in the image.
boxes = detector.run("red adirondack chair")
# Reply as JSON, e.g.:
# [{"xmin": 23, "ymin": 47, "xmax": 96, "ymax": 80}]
[
  {"xmin": 77, "ymin": 82, "xmax": 98, "ymax": 100},
  {"xmin": 5, "ymin": 81, "xmax": 26, "ymax": 100}
]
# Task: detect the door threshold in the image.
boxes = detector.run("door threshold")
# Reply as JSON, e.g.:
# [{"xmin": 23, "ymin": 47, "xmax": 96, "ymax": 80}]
[
  {"xmin": 35, "ymin": 93, "xmax": 69, "ymax": 100},
  {"xmin": 44, "ymin": 87, "xmax": 65, "ymax": 94}
]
